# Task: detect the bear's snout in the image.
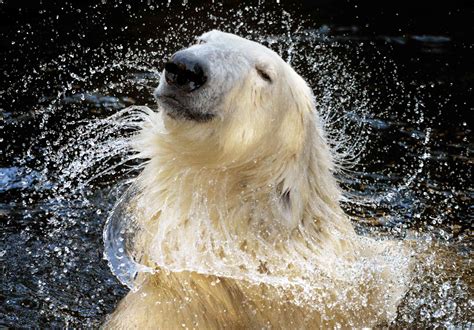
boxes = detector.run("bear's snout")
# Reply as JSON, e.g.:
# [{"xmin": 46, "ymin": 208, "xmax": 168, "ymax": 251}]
[{"xmin": 164, "ymin": 51, "xmax": 207, "ymax": 92}]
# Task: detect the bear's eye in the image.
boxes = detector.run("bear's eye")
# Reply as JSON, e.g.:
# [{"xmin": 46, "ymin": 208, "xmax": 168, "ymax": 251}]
[
  {"xmin": 256, "ymin": 67, "xmax": 272, "ymax": 83},
  {"xmin": 195, "ymin": 38, "xmax": 206, "ymax": 45}
]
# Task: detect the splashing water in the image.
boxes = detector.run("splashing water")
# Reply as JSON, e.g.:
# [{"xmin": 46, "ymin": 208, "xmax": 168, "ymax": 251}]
[{"xmin": 1, "ymin": 3, "xmax": 472, "ymax": 327}]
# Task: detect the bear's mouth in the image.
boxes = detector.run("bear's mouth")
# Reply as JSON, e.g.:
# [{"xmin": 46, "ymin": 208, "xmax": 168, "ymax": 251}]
[{"xmin": 158, "ymin": 95, "xmax": 215, "ymax": 122}]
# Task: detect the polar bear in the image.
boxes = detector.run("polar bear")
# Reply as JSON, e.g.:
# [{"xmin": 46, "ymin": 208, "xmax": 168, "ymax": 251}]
[{"xmin": 105, "ymin": 30, "xmax": 412, "ymax": 328}]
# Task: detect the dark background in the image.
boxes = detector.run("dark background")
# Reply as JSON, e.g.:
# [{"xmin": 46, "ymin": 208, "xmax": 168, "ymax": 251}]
[
  {"xmin": 1, "ymin": 0, "xmax": 473, "ymax": 93},
  {"xmin": 2, "ymin": 0, "xmax": 473, "ymax": 156}
]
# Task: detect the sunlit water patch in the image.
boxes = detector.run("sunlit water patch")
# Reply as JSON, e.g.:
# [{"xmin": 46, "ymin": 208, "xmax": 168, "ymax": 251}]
[{"xmin": 1, "ymin": 2, "xmax": 472, "ymax": 327}]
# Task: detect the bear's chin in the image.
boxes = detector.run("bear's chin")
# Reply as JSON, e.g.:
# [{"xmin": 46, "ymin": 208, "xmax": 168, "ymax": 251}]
[
  {"xmin": 166, "ymin": 110, "xmax": 215, "ymax": 122},
  {"xmin": 159, "ymin": 96, "xmax": 215, "ymax": 122}
]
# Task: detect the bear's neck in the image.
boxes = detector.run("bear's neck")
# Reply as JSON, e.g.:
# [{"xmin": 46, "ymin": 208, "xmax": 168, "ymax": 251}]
[
  {"xmin": 129, "ymin": 110, "xmax": 361, "ymax": 279},
  {"xmin": 135, "ymin": 142, "xmax": 361, "ymax": 278},
  {"xmin": 134, "ymin": 113, "xmax": 357, "ymax": 257}
]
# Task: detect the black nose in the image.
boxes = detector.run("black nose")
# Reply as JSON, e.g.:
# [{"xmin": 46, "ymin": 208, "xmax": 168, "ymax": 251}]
[{"xmin": 164, "ymin": 51, "xmax": 207, "ymax": 92}]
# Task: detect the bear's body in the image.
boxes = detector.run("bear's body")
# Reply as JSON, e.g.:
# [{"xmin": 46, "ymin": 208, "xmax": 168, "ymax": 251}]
[{"xmin": 105, "ymin": 30, "xmax": 412, "ymax": 328}]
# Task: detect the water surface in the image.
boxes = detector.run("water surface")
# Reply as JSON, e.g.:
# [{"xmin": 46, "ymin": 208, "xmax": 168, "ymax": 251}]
[{"xmin": 1, "ymin": 1, "xmax": 472, "ymax": 327}]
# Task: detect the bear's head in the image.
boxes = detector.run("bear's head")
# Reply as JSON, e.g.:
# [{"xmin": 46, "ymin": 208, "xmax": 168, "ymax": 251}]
[{"xmin": 153, "ymin": 30, "xmax": 322, "ymax": 163}]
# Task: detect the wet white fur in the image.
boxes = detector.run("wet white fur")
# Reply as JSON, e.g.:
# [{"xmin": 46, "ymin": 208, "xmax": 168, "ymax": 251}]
[{"xmin": 106, "ymin": 30, "xmax": 412, "ymax": 328}]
